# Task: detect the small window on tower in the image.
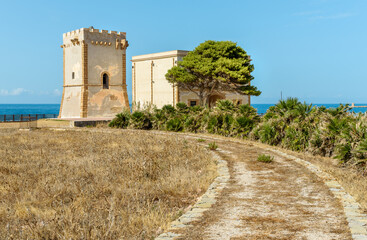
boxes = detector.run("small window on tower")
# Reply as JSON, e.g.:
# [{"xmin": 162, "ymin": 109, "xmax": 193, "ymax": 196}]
[{"xmin": 72, "ymin": 72, "xmax": 75, "ymax": 79}]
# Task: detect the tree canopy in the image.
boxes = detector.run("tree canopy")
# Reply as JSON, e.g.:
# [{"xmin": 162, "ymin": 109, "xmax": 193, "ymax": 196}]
[{"xmin": 165, "ymin": 40, "xmax": 261, "ymax": 106}]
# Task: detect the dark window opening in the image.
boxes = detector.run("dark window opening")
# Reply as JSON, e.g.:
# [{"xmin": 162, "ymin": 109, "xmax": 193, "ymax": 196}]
[
  {"xmin": 103, "ymin": 73, "xmax": 109, "ymax": 89},
  {"xmin": 233, "ymin": 99, "xmax": 242, "ymax": 105},
  {"xmin": 72, "ymin": 72, "xmax": 75, "ymax": 79},
  {"xmin": 190, "ymin": 100, "xmax": 198, "ymax": 107}
]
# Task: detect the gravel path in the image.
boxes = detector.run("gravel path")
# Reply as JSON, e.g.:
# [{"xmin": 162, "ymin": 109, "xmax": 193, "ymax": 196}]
[{"xmin": 178, "ymin": 136, "xmax": 353, "ymax": 240}]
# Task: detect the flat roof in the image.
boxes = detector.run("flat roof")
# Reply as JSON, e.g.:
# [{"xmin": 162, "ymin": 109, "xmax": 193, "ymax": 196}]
[{"xmin": 132, "ymin": 50, "xmax": 189, "ymax": 62}]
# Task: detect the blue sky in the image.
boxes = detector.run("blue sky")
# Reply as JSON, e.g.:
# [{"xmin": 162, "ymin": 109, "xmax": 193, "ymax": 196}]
[{"xmin": 0, "ymin": 0, "xmax": 366, "ymax": 104}]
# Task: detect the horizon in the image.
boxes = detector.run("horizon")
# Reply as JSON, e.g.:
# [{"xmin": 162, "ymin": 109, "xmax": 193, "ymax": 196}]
[{"xmin": 0, "ymin": 0, "xmax": 366, "ymax": 104}]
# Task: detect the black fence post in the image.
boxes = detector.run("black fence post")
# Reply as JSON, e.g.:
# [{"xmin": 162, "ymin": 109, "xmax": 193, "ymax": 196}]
[
  {"xmin": 21, "ymin": 114, "xmax": 23, "ymax": 122},
  {"xmin": 4, "ymin": 115, "xmax": 5, "ymax": 122},
  {"xmin": 13, "ymin": 115, "xmax": 14, "ymax": 121}
]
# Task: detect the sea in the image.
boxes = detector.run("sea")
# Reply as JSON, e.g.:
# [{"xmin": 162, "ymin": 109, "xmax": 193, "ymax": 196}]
[{"xmin": 1, "ymin": 103, "xmax": 367, "ymax": 115}]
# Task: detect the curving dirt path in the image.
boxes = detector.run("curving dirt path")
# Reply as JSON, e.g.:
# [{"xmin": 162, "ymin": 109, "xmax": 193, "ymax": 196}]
[
  {"xmin": 175, "ymin": 135, "xmax": 353, "ymax": 240},
  {"xmin": 57, "ymin": 128, "xmax": 364, "ymax": 239}
]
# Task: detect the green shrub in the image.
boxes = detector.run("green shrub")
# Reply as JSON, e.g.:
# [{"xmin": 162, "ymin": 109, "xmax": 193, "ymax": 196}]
[
  {"xmin": 184, "ymin": 116, "xmax": 202, "ymax": 132},
  {"xmin": 176, "ymin": 102, "xmax": 188, "ymax": 111},
  {"xmin": 107, "ymin": 97, "xmax": 367, "ymax": 174},
  {"xmin": 109, "ymin": 111, "xmax": 131, "ymax": 128},
  {"xmin": 258, "ymin": 123, "xmax": 278, "ymax": 145},
  {"xmin": 129, "ymin": 111, "xmax": 152, "ymax": 130},
  {"xmin": 257, "ymin": 154, "xmax": 273, "ymax": 163},
  {"xmin": 208, "ymin": 142, "xmax": 218, "ymax": 150},
  {"xmin": 207, "ymin": 115, "xmax": 219, "ymax": 134},
  {"xmin": 162, "ymin": 104, "xmax": 176, "ymax": 114},
  {"xmin": 215, "ymin": 100, "xmax": 235, "ymax": 112},
  {"xmin": 189, "ymin": 105, "xmax": 204, "ymax": 112},
  {"xmin": 166, "ymin": 118, "xmax": 183, "ymax": 132},
  {"xmin": 197, "ymin": 138, "xmax": 206, "ymax": 142}
]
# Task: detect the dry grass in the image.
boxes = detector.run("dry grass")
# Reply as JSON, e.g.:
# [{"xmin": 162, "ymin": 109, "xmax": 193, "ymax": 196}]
[{"xmin": 0, "ymin": 129, "xmax": 216, "ymax": 239}]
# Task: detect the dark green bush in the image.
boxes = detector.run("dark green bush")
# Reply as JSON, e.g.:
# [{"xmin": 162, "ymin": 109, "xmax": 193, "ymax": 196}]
[
  {"xmin": 166, "ymin": 118, "xmax": 183, "ymax": 132},
  {"xmin": 176, "ymin": 102, "xmax": 188, "ymax": 111},
  {"xmin": 109, "ymin": 111, "xmax": 131, "ymax": 128},
  {"xmin": 129, "ymin": 111, "xmax": 152, "ymax": 130},
  {"xmin": 162, "ymin": 104, "xmax": 176, "ymax": 114},
  {"xmin": 109, "ymin": 97, "xmax": 367, "ymax": 174}
]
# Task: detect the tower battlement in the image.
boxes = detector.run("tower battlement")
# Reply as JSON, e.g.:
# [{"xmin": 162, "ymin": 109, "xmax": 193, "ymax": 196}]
[
  {"xmin": 62, "ymin": 27, "xmax": 128, "ymax": 49},
  {"xmin": 63, "ymin": 28, "xmax": 126, "ymax": 38}
]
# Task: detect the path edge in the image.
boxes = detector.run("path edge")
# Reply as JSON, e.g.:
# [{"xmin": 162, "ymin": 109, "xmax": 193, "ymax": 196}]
[{"xmin": 155, "ymin": 150, "xmax": 230, "ymax": 240}]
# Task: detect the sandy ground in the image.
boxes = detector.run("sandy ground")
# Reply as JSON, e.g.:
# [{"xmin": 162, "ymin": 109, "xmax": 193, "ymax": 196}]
[{"xmin": 178, "ymin": 137, "xmax": 352, "ymax": 240}]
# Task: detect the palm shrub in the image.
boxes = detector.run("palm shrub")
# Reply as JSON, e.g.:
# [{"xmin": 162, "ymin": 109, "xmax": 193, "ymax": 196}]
[
  {"xmin": 166, "ymin": 117, "xmax": 183, "ymax": 132},
  {"xmin": 109, "ymin": 110, "xmax": 131, "ymax": 128},
  {"xmin": 184, "ymin": 115, "xmax": 203, "ymax": 133},
  {"xmin": 129, "ymin": 111, "xmax": 152, "ymax": 130},
  {"xmin": 352, "ymin": 138, "xmax": 367, "ymax": 174},
  {"xmin": 109, "ymin": 97, "xmax": 367, "ymax": 174},
  {"xmin": 233, "ymin": 116, "xmax": 255, "ymax": 138},
  {"xmin": 204, "ymin": 100, "xmax": 258, "ymax": 137},
  {"xmin": 176, "ymin": 102, "xmax": 189, "ymax": 113},
  {"xmin": 152, "ymin": 104, "xmax": 177, "ymax": 130},
  {"xmin": 215, "ymin": 100, "xmax": 236, "ymax": 112}
]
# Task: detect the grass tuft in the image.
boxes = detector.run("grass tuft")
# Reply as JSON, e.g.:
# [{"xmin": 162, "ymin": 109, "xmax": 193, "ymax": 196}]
[
  {"xmin": 257, "ymin": 154, "xmax": 274, "ymax": 163},
  {"xmin": 208, "ymin": 142, "xmax": 218, "ymax": 150}
]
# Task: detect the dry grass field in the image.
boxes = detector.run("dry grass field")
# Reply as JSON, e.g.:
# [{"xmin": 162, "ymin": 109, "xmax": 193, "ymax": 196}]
[{"xmin": 0, "ymin": 129, "xmax": 216, "ymax": 239}]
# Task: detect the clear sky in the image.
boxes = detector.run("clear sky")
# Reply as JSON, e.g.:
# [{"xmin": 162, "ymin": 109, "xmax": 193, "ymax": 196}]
[{"xmin": 0, "ymin": 0, "xmax": 366, "ymax": 104}]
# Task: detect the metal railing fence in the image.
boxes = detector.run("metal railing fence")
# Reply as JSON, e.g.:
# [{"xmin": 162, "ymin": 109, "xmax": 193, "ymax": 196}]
[{"xmin": 0, "ymin": 114, "xmax": 58, "ymax": 122}]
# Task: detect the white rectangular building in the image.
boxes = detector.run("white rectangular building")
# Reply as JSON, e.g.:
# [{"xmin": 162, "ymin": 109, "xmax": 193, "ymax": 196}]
[{"xmin": 131, "ymin": 50, "xmax": 250, "ymax": 109}]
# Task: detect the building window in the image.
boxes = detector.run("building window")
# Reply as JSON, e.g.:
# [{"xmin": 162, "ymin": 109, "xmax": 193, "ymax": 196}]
[
  {"xmin": 103, "ymin": 73, "xmax": 109, "ymax": 89},
  {"xmin": 72, "ymin": 72, "xmax": 75, "ymax": 79},
  {"xmin": 233, "ymin": 99, "xmax": 242, "ymax": 105},
  {"xmin": 189, "ymin": 100, "xmax": 198, "ymax": 107}
]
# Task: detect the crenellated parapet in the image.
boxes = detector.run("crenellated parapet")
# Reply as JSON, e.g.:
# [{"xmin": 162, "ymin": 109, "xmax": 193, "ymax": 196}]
[
  {"xmin": 61, "ymin": 27, "xmax": 128, "ymax": 49},
  {"xmin": 63, "ymin": 27, "xmax": 126, "ymax": 38}
]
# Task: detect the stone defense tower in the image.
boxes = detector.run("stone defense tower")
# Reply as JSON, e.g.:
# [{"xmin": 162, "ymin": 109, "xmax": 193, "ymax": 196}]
[{"xmin": 59, "ymin": 27, "xmax": 130, "ymax": 118}]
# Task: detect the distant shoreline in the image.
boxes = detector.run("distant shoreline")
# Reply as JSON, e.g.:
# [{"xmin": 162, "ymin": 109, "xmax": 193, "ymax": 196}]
[{"xmin": 1, "ymin": 103, "xmax": 367, "ymax": 115}]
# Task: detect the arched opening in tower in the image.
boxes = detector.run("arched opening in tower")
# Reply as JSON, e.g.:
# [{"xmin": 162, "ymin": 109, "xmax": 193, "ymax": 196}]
[{"xmin": 103, "ymin": 73, "xmax": 109, "ymax": 89}]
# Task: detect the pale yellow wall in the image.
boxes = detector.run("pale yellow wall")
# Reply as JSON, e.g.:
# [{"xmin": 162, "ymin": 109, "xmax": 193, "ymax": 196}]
[
  {"xmin": 134, "ymin": 60, "xmax": 152, "ymax": 106},
  {"xmin": 133, "ymin": 57, "xmax": 176, "ymax": 109},
  {"xmin": 224, "ymin": 92, "xmax": 250, "ymax": 104},
  {"xmin": 132, "ymin": 51, "xmax": 188, "ymax": 108},
  {"xmin": 86, "ymin": 33, "xmax": 127, "ymax": 117},
  {"xmin": 64, "ymin": 46, "xmax": 82, "ymax": 86},
  {"xmin": 179, "ymin": 90, "xmax": 249, "ymax": 105},
  {"xmin": 152, "ymin": 58, "xmax": 175, "ymax": 108},
  {"xmin": 86, "ymin": 37, "xmax": 124, "ymax": 86},
  {"xmin": 60, "ymin": 87, "xmax": 82, "ymax": 118},
  {"xmin": 87, "ymin": 86, "xmax": 126, "ymax": 117}
]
